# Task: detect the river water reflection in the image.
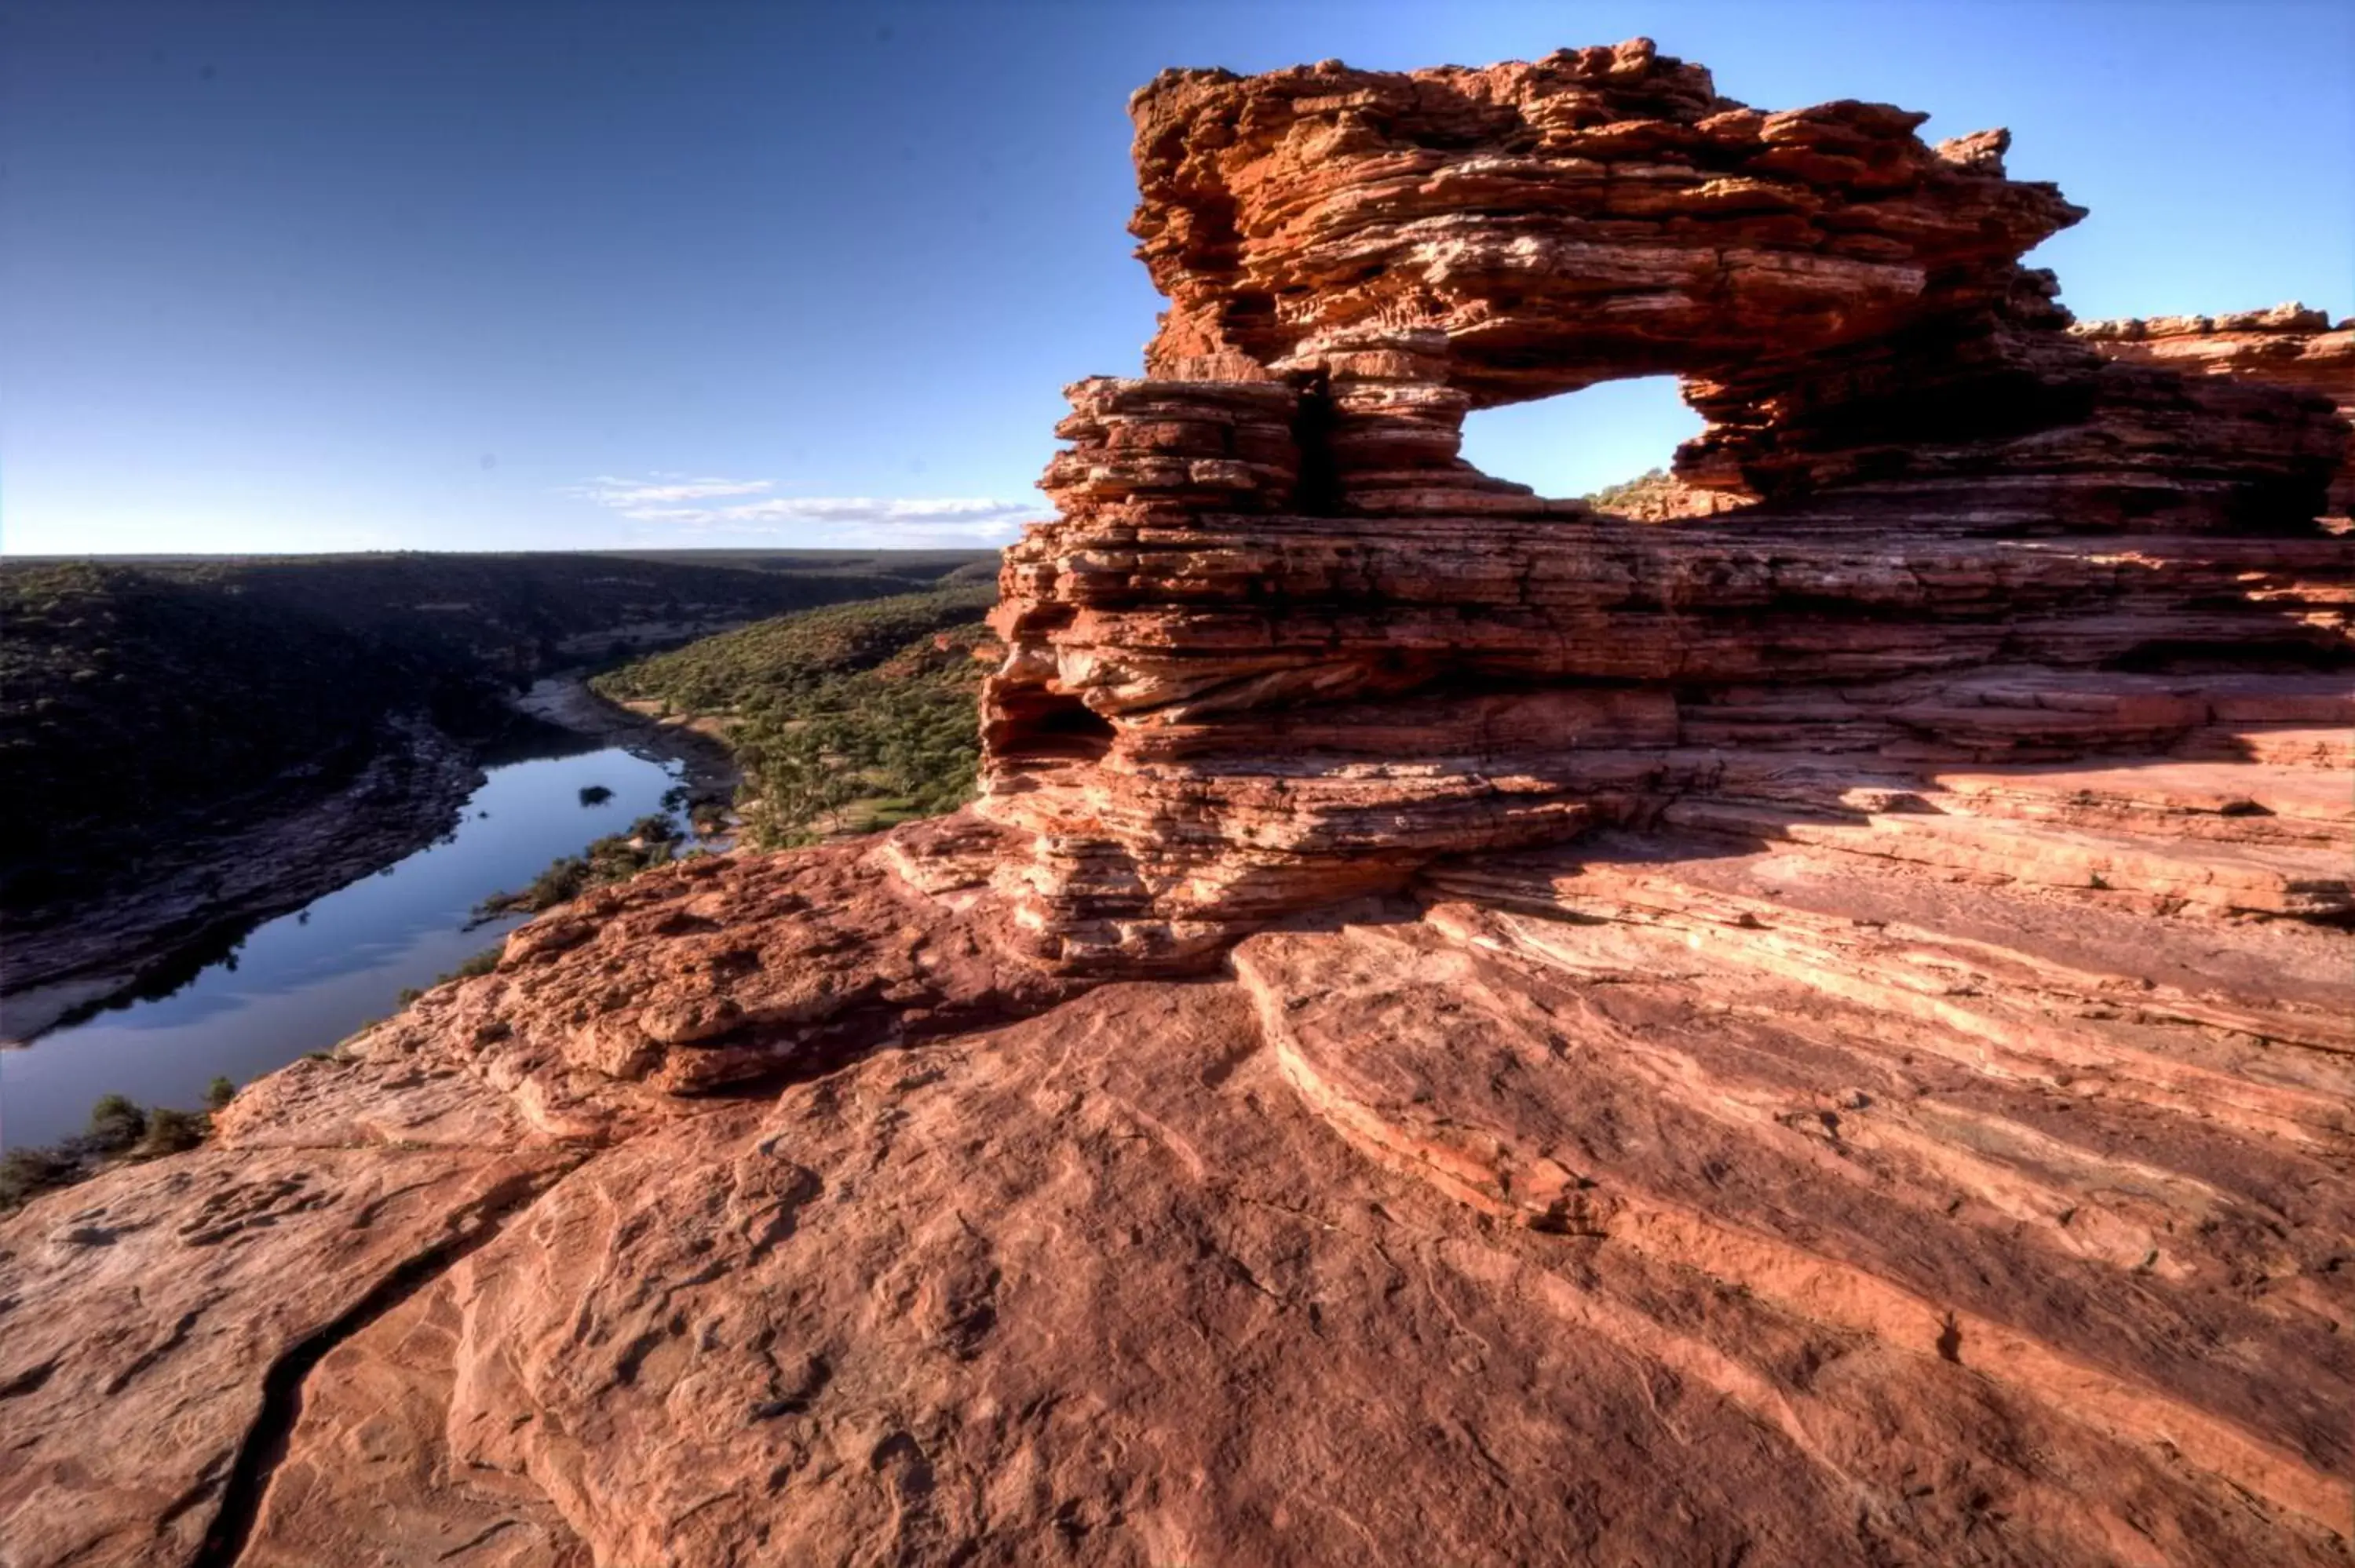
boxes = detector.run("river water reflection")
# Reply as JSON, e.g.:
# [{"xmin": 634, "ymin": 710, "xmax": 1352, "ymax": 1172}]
[{"xmin": 2, "ymin": 744, "xmax": 687, "ymax": 1151}]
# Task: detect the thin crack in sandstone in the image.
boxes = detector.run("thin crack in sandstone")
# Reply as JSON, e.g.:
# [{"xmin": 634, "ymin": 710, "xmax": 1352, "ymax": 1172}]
[
  {"xmin": 3, "ymin": 35, "xmax": 2350, "ymax": 1568},
  {"xmin": 189, "ymin": 1161, "xmax": 580, "ymax": 1568}
]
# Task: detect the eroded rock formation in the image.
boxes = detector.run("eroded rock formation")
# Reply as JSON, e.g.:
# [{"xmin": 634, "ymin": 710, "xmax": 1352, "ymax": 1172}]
[
  {"xmin": 5, "ymin": 39, "xmax": 2351, "ymax": 1568},
  {"xmin": 979, "ymin": 40, "xmax": 2349, "ymax": 970},
  {"xmin": 2075, "ymin": 303, "xmax": 2355, "ymax": 520}
]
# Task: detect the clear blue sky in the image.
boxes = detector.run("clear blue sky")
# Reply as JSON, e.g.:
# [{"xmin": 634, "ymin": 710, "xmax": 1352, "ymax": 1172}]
[{"xmin": 2, "ymin": 1, "xmax": 2347, "ymax": 555}]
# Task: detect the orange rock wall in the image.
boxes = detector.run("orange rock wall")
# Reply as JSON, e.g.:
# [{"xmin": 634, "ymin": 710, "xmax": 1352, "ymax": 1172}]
[
  {"xmin": 979, "ymin": 41, "xmax": 2353, "ymax": 972},
  {"xmin": 5, "ymin": 43, "xmax": 2352, "ymax": 1568}
]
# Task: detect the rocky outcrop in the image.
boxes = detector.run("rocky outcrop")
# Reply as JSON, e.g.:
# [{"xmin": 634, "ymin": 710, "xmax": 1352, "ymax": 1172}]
[
  {"xmin": 977, "ymin": 40, "xmax": 2350, "ymax": 970},
  {"xmin": 421, "ymin": 820, "xmax": 1077, "ymax": 1098},
  {"xmin": 986, "ymin": 408, "xmax": 2353, "ymax": 966},
  {"xmin": 4, "ymin": 38, "xmax": 2350, "ymax": 1568},
  {"xmin": 1115, "ymin": 42, "xmax": 2337, "ymax": 525},
  {"xmin": 2074, "ymin": 304, "xmax": 2355, "ymax": 520},
  {"xmin": 6, "ymin": 821, "xmax": 2350, "ymax": 1566},
  {"xmin": 1586, "ymin": 467, "xmax": 1751, "ymax": 521}
]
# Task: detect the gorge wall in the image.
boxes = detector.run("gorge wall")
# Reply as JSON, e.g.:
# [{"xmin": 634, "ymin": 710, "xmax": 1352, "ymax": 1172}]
[{"xmin": 4, "ymin": 40, "xmax": 2350, "ymax": 1568}]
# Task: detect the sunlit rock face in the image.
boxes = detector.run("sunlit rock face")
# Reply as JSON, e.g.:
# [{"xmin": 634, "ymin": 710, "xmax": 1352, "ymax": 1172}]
[
  {"xmin": 977, "ymin": 38, "xmax": 2352, "ymax": 972},
  {"xmin": 5, "ymin": 41, "xmax": 2353, "ymax": 1568}
]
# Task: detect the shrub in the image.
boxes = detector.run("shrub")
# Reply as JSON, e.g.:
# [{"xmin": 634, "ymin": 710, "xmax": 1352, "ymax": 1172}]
[
  {"xmin": 139, "ymin": 1107, "xmax": 206, "ymax": 1156},
  {"xmin": 476, "ymin": 826, "xmax": 683, "ymax": 920},
  {"xmin": 86, "ymin": 1093, "xmax": 148, "ymax": 1153},
  {"xmin": 626, "ymin": 812, "xmax": 682, "ymax": 844},
  {"xmin": 1584, "ymin": 467, "xmax": 1670, "ymax": 509},
  {"xmin": 527, "ymin": 855, "xmax": 593, "ymax": 906},
  {"xmin": 447, "ymin": 946, "xmax": 502, "ymax": 980},
  {"xmin": 0, "ymin": 1147, "xmax": 72, "ymax": 1210},
  {"xmin": 475, "ymin": 854, "xmax": 590, "ymax": 919},
  {"xmin": 204, "ymin": 1076, "xmax": 236, "ymax": 1110}
]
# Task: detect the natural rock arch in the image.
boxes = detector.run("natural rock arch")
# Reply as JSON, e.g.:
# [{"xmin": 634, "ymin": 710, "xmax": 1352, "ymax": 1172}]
[
  {"xmin": 7, "ymin": 42, "xmax": 2355, "ymax": 1568},
  {"xmin": 1126, "ymin": 41, "xmax": 2095, "ymax": 516},
  {"xmin": 1455, "ymin": 377, "xmax": 1725, "ymax": 519},
  {"xmin": 980, "ymin": 38, "xmax": 2352, "ymax": 972}
]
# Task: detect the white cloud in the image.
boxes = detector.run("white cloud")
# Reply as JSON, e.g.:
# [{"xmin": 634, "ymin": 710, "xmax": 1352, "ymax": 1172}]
[
  {"xmin": 564, "ymin": 474, "xmax": 1039, "ymax": 545},
  {"xmin": 710, "ymin": 497, "xmax": 1034, "ymax": 526},
  {"xmin": 563, "ymin": 475, "xmax": 777, "ymax": 506}
]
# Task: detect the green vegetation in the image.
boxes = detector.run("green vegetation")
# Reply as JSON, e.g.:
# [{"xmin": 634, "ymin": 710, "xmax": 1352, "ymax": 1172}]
[
  {"xmin": 141, "ymin": 1107, "xmax": 208, "ymax": 1155},
  {"xmin": 593, "ymin": 584, "xmax": 992, "ymax": 714},
  {"xmin": 476, "ymin": 815, "xmax": 688, "ymax": 918},
  {"xmin": 591, "ymin": 585, "xmax": 997, "ymax": 848},
  {"xmin": 1, "ymin": 550, "xmax": 991, "ymax": 934},
  {"xmin": 728, "ymin": 634, "xmax": 989, "ymax": 844},
  {"xmin": 2, "ymin": 562, "xmax": 458, "ymax": 912},
  {"xmin": 448, "ymin": 946, "xmax": 505, "ymax": 981},
  {"xmin": 0, "ymin": 1147, "xmax": 74, "ymax": 1211},
  {"xmin": 607, "ymin": 548, "xmax": 996, "ymax": 582},
  {"xmin": 1584, "ymin": 468, "xmax": 1671, "ymax": 510},
  {"xmin": 86, "ymin": 1092, "xmax": 148, "ymax": 1153},
  {"xmin": 0, "ymin": 1089, "xmax": 228, "ymax": 1212},
  {"xmin": 393, "ymin": 942, "xmax": 513, "ymax": 1005}
]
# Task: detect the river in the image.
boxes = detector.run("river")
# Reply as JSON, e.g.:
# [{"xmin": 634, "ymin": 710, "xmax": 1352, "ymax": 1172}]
[{"xmin": 1, "ymin": 742, "xmax": 696, "ymax": 1152}]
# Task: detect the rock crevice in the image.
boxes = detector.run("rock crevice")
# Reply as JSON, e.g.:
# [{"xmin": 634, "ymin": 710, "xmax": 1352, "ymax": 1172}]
[{"xmin": 3, "ymin": 38, "xmax": 2350, "ymax": 1568}]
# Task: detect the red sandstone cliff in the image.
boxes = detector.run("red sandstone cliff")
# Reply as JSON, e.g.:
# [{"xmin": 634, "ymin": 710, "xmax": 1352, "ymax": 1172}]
[
  {"xmin": 979, "ymin": 38, "xmax": 2347, "ymax": 972},
  {"xmin": 3, "ymin": 40, "xmax": 2350, "ymax": 1568}
]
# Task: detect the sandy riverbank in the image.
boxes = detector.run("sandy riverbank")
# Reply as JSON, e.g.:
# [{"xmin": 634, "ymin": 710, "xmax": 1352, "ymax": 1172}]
[{"xmin": 511, "ymin": 673, "xmax": 742, "ymax": 823}]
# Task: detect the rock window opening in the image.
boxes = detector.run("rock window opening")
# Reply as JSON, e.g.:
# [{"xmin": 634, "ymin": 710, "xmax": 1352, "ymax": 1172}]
[{"xmin": 1456, "ymin": 377, "xmax": 1720, "ymax": 519}]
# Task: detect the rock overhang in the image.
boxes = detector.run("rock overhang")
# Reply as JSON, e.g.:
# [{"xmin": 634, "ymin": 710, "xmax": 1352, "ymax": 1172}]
[
  {"xmin": 1125, "ymin": 38, "xmax": 2085, "ymax": 401},
  {"xmin": 5, "ymin": 40, "xmax": 2353, "ymax": 1568},
  {"xmin": 973, "ymin": 42, "xmax": 2351, "ymax": 973}
]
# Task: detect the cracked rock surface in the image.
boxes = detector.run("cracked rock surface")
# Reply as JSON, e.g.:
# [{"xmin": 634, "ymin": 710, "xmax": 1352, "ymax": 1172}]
[
  {"xmin": 5, "ymin": 822, "xmax": 2351, "ymax": 1566},
  {"xmin": 5, "ymin": 37, "xmax": 2353, "ymax": 1568}
]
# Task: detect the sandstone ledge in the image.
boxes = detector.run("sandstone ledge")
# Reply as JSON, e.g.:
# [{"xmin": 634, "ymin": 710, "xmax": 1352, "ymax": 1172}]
[
  {"xmin": 6, "ymin": 37, "xmax": 2354, "ymax": 1567},
  {"xmin": 4, "ymin": 806, "xmax": 2352, "ymax": 1566}
]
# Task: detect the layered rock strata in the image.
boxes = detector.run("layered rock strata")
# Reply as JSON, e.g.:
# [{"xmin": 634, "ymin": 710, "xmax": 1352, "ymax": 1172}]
[
  {"xmin": 978, "ymin": 40, "xmax": 2352, "ymax": 969},
  {"xmin": 6, "ymin": 817, "xmax": 2350, "ymax": 1566},
  {"xmin": 987, "ymin": 375, "xmax": 2352, "ymax": 968},
  {"xmin": 2075, "ymin": 304, "xmax": 2355, "ymax": 520},
  {"xmin": 4, "ymin": 38, "xmax": 2351, "ymax": 1568}
]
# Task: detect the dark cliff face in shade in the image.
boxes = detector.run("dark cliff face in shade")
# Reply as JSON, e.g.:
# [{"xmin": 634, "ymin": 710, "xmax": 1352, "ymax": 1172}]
[
  {"xmin": 2073, "ymin": 302, "xmax": 2355, "ymax": 519},
  {"xmin": 4, "ymin": 41, "xmax": 2351, "ymax": 1568}
]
